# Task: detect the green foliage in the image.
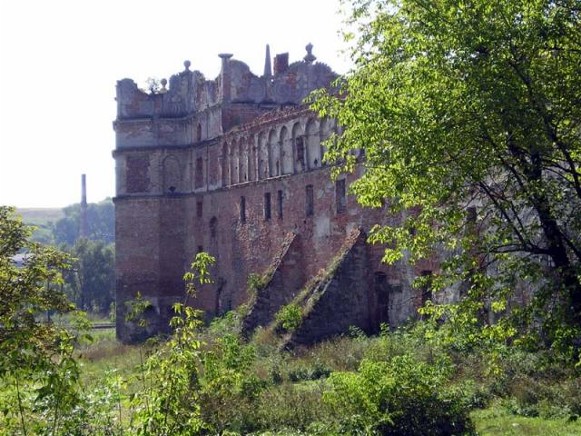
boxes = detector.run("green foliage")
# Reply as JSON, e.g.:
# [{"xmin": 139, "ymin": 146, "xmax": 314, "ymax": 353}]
[
  {"xmin": 0, "ymin": 206, "xmax": 93, "ymax": 434},
  {"xmin": 124, "ymin": 291, "xmax": 153, "ymax": 328},
  {"xmin": 323, "ymin": 353, "xmax": 474, "ymax": 435},
  {"xmin": 5, "ymin": 207, "xmax": 581, "ymax": 434},
  {"xmin": 247, "ymin": 272, "xmax": 267, "ymax": 293},
  {"xmin": 127, "ymin": 252, "xmax": 215, "ymax": 435},
  {"xmin": 275, "ymin": 303, "xmax": 303, "ymax": 332},
  {"xmin": 199, "ymin": 333, "xmax": 264, "ymax": 433},
  {"xmin": 472, "ymin": 402, "xmax": 581, "ymax": 435},
  {"xmin": 311, "ymin": 0, "xmax": 581, "ymax": 343},
  {"xmin": 62, "ymin": 238, "xmax": 115, "ymax": 314},
  {"xmin": 17, "ymin": 207, "xmax": 64, "ymax": 245},
  {"xmin": 53, "ymin": 198, "xmax": 114, "ymax": 246}
]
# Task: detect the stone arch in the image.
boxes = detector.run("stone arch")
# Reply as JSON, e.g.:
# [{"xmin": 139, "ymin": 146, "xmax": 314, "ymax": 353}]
[
  {"xmin": 196, "ymin": 122, "xmax": 202, "ymax": 142},
  {"xmin": 194, "ymin": 155, "xmax": 204, "ymax": 188},
  {"xmin": 320, "ymin": 117, "xmax": 334, "ymax": 163},
  {"xmin": 248, "ymin": 135, "xmax": 256, "ymax": 182},
  {"xmin": 280, "ymin": 125, "xmax": 293, "ymax": 174},
  {"xmin": 305, "ymin": 118, "xmax": 320, "ymax": 169},
  {"xmin": 162, "ymin": 155, "xmax": 181, "ymax": 193},
  {"xmin": 221, "ymin": 141, "xmax": 229, "ymax": 186},
  {"xmin": 230, "ymin": 138, "xmax": 238, "ymax": 184},
  {"xmin": 239, "ymin": 138, "xmax": 248, "ymax": 182},
  {"xmin": 292, "ymin": 122, "xmax": 305, "ymax": 173},
  {"xmin": 257, "ymin": 132, "xmax": 268, "ymax": 180},
  {"xmin": 257, "ymin": 131, "xmax": 268, "ymax": 179},
  {"xmin": 268, "ymin": 128, "xmax": 280, "ymax": 177}
]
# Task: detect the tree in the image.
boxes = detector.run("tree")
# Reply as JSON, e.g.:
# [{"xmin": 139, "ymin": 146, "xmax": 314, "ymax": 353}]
[
  {"xmin": 311, "ymin": 0, "xmax": 581, "ymax": 338},
  {"xmin": 0, "ymin": 206, "xmax": 83, "ymax": 433},
  {"xmin": 63, "ymin": 238, "xmax": 115, "ymax": 314},
  {"xmin": 53, "ymin": 198, "xmax": 115, "ymax": 246},
  {"xmin": 0, "ymin": 206, "xmax": 73, "ymax": 360}
]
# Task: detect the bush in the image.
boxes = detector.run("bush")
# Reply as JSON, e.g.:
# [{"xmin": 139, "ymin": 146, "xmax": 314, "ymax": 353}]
[
  {"xmin": 275, "ymin": 303, "xmax": 303, "ymax": 332},
  {"xmin": 322, "ymin": 354, "xmax": 475, "ymax": 435}
]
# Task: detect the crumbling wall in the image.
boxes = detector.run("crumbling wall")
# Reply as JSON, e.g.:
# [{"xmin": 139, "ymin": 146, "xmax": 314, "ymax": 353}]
[
  {"xmin": 114, "ymin": 47, "xmax": 439, "ymax": 343},
  {"xmin": 242, "ymin": 232, "xmax": 306, "ymax": 334},
  {"xmin": 285, "ymin": 229, "xmax": 372, "ymax": 347}
]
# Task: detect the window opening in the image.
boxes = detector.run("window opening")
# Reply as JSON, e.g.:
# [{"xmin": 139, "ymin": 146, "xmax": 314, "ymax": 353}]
[
  {"xmin": 374, "ymin": 272, "xmax": 389, "ymax": 326},
  {"xmin": 296, "ymin": 138, "xmax": 305, "ymax": 167},
  {"xmin": 305, "ymin": 185, "xmax": 314, "ymax": 216},
  {"xmin": 240, "ymin": 196, "xmax": 246, "ymax": 223},
  {"xmin": 195, "ymin": 157, "xmax": 204, "ymax": 188},
  {"xmin": 277, "ymin": 190, "xmax": 283, "ymax": 219},
  {"xmin": 196, "ymin": 199, "xmax": 203, "ymax": 218},
  {"xmin": 264, "ymin": 192, "xmax": 272, "ymax": 220},
  {"xmin": 336, "ymin": 179, "xmax": 346, "ymax": 213}
]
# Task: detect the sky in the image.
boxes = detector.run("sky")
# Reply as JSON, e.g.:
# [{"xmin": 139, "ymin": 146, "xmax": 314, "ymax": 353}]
[{"xmin": 0, "ymin": 0, "xmax": 353, "ymax": 209}]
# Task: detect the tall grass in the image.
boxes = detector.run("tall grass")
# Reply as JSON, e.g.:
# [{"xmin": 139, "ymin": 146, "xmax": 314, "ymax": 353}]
[{"xmin": 4, "ymin": 312, "xmax": 581, "ymax": 435}]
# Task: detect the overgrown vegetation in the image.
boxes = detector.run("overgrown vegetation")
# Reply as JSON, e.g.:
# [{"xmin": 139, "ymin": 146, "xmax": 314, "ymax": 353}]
[
  {"xmin": 311, "ymin": 0, "xmax": 581, "ymax": 350},
  {"xmin": 5, "ymin": 215, "xmax": 579, "ymax": 432},
  {"xmin": 4, "ymin": 304, "xmax": 581, "ymax": 434},
  {"xmin": 3, "ymin": 0, "xmax": 581, "ymax": 433},
  {"xmin": 17, "ymin": 200, "xmax": 116, "ymax": 318},
  {"xmin": 1, "ymin": 205, "xmax": 579, "ymax": 434}
]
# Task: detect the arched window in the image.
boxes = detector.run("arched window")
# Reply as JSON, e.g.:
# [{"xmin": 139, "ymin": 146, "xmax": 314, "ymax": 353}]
[
  {"xmin": 320, "ymin": 117, "xmax": 334, "ymax": 164},
  {"xmin": 196, "ymin": 123, "xmax": 202, "ymax": 142},
  {"xmin": 257, "ymin": 132, "xmax": 268, "ymax": 179},
  {"xmin": 195, "ymin": 157, "xmax": 204, "ymax": 188},
  {"xmin": 162, "ymin": 155, "xmax": 181, "ymax": 193},
  {"xmin": 239, "ymin": 139, "xmax": 247, "ymax": 182},
  {"xmin": 268, "ymin": 129, "xmax": 280, "ymax": 177},
  {"xmin": 292, "ymin": 122, "xmax": 305, "ymax": 173},
  {"xmin": 280, "ymin": 126, "xmax": 293, "ymax": 174},
  {"xmin": 230, "ymin": 138, "xmax": 238, "ymax": 184},
  {"xmin": 210, "ymin": 216, "xmax": 218, "ymax": 239},
  {"xmin": 221, "ymin": 142, "xmax": 229, "ymax": 186},
  {"xmin": 305, "ymin": 119, "xmax": 320, "ymax": 169},
  {"xmin": 248, "ymin": 135, "xmax": 256, "ymax": 182}
]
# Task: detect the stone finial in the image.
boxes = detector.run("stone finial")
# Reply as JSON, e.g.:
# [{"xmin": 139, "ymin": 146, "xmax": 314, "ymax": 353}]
[
  {"xmin": 218, "ymin": 53, "xmax": 233, "ymax": 60},
  {"xmin": 160, "ymin": 78, "xmax": 168, "ymax": 93},
  {"xmin": 304, "ymin": 43, "xmax": 316, "ymax": 63},
  {"xmin": 184, "ymin": 60, "xmax": 191, "ymax": 71},
  {"xmin": 264, "ymin": 44, "xmax": 272, "ymax": 78}
]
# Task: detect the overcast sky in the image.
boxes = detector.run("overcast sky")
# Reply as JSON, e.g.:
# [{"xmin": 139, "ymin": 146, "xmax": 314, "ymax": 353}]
[{"xmin": 0, "ymin": 0, "xmax": 352, "ymax": 209}]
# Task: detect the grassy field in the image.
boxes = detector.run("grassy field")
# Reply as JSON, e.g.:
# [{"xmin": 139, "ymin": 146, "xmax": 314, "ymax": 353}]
[
  {"xmin": 72, "ymin": 327, "xmax": 581, "ymax": 435},
  {"xmin": 472, "ymin": 407, "xmax": 581, "ymax": 435},
  {"xmin": 16, "ymin": 207, "xmax": 64, "ymax": 226},
  {"xmin": 4, "ymin": 304, "xmax": 581, "ymax": 435}
]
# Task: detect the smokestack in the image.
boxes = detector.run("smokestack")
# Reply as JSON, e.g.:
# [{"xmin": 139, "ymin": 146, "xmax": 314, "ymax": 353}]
[{"xmin": 80, "ymin": 174, "xmax": 88, "ymax": 238}]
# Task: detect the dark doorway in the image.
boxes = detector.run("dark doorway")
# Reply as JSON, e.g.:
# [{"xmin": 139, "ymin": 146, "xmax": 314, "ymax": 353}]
[{"xmin": 375, "ymin": 272, "xmax": 389, "ymax": 327}]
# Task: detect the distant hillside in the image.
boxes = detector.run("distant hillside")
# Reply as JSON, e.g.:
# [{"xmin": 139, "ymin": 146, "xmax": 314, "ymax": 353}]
[
  {"xmin": 15, "ymin": 201, "xmax": 114, "ymax": 245},
  {"xmin": 17, "ymin": 208, "xmax": 65, "ymax": 227}
]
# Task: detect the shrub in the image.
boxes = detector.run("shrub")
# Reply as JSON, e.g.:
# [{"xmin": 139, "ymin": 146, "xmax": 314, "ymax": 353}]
[
  {"xmin": 275, "ymin": 303, "xmax": 303, "ymax": 332},
  {"xmin": 322, "ymin": 354, "xmax": 475, "ymax": 435}
]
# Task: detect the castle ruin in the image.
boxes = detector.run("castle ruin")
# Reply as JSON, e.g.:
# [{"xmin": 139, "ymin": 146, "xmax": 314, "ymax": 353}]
[{"xmin": 113, "ymin": 45, "xmax": 437, "ymax": 343}]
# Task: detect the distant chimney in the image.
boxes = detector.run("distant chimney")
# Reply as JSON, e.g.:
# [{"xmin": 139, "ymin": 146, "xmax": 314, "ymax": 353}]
[
  {"xmin": 274, "ymin": 53, "xmax": 289, "ymax": 75},
  {"xmin": 80, "ymin": 174, "xmax": 88, "ymax": 238}
]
